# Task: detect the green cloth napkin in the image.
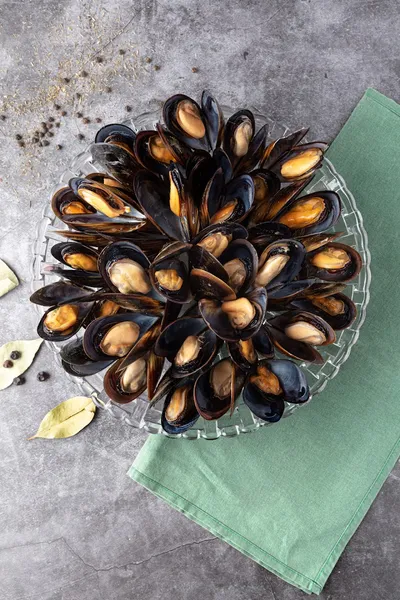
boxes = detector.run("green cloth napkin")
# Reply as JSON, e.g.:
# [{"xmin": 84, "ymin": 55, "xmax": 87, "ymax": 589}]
[{"xmin": 128, "ymin": 89, "xmax": 400, "ymax": 594}]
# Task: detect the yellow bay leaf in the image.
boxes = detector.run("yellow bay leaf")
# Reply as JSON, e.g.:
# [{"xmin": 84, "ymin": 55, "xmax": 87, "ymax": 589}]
[
  {"xmin": 0, "ymin": 259, "xmax": 19, "ymax": 297},
  {"xmin": 0, "ymin": 339, "xmax": 43, "ymax": 391},
  {"xmin": 29, "ymin": 396, "xmax": 96, "ymax": 440}
]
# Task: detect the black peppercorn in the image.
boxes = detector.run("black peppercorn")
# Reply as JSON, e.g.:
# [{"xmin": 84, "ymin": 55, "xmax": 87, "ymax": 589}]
[
  {"xmin": 119, "ymin": 49, "xmax": 126, "ymax": 55},
  {"xmin": 15, "ymin": 134, "xmax": 22, "ymax": 140},
  {"xmin": 54, "ymin": 103, "xmax": 61, "ymax": 110},
  {"xmin": 48, "ymin": 116, "xmax": 55, "ymax": 122},
  {"xmin": 63, "ymin": 77, "xmax": 70, "ymax": 83},
  {"xmin": 55, "ymin": 122, "xmax": 60, "ymax": 128},
  {"xmin": 125, "ymin": 105, "xmax": 132, "ymax": 112},
  {"xmin": 154, "ymin": 65, "xmax": 161, "ymax": 71},
  {"xmin": 82, "ymin": 117, "xmax": 90, "ymax": 124},
  {"xmin": 10, "ymin": 351, "xmax": 21, "ymax": 360},
  {"xmin": 32, "ymin": 137, "xmax": 39, "ymax": 144},
  {"xmin": 95, "ymin": 117, "xmax": 102, "ymax": 123},
  {"xmin": 43, "ymin": 140, "xmax": 50, "ymax": 146},
  {"xmin": 3, "ymin": 360, "xmax": 13, "ymax": 368},
  {"xmin": 76, "ymin": 112, "xmax": 83, "ymax": 118},
  {"xmin": 96, "ymin": 56, "xmax": 103, "ymax": 63},
  {"xmin": 76, "ymin": 93, "xmax": 82, "ymax": 99},
  {"xmin": 48, "ymin": 132, "xmax": 54, "ymax": 137},
  {"xmin": 61, "ymin": 110, "xmax": 67, "ymax": 116},
  {"xmin": 37, "ymin": 371, "xmax": 50, "ymax": 382},
  {"xmin": 105, "ymin": 86, "xmax": 112, "ymax": 93},
  {"xmin": 77, "ymin": 133, "xmax": 85, "ymax": 140},
  {"xmin": 56, "ymin": 144, "xmax": 62, "ymax": 150},
  {"xmin": 13, "ymin": 376, "xmax": 25, "ymax": 385},
  {"xmin": 18, "ymin": 141, "xmax": 25, "ymax": 147}
]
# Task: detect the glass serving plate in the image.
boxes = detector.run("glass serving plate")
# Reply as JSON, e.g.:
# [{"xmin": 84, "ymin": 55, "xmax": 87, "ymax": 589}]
[{"xmin": 31, "ymin": 108, "xmax": 371, "ymax": 440}]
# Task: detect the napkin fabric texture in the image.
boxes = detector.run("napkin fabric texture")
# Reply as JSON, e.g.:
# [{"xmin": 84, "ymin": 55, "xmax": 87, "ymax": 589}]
[{"xmin": 129, "ymin": 89, "xmax": 400, "ymax": 594}]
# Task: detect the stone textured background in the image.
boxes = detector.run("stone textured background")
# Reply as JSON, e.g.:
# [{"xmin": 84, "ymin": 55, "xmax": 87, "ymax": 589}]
[{"xmin": 0, "ymin": 1, "xmax": 399, "ymax": 599}]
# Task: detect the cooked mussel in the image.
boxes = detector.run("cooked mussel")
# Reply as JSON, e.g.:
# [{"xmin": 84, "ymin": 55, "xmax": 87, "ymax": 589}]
[
  {"xmin": 98, "ymin": 241, "xmax": 152, "ymax": 295},
  {"xmin": 163, "ymin": 94, "xmax": 209, "ymax": 150},
  {"xmin": 210, "ymin": 174, "xmax": 254, "ymax": 224},
  {"xmin": 243, "ymin": 359, "xmax": 310, "ymax": 422},
  {"xmin": 192, "ymin": 222, "xmax": 247, "ymax": 258},
  {"xmin": 61, "ymin": 338, "xmax": 113, "ymax": 377},
  {"xmin": 289, "ymin": 292, "xmax": 357, "ymax": 330},
  {"xmin": 155, "ymin": 316, "xmax": 218, "ymax": 378},
  {"xmin": 194, "ymin": 358, "xmax": 244, "ymax": 419},
  {"xmin": 276, "ymin": 191, "xmax": 341, "ymax": 236},
  {"xmin": 223, "ymin": 110, "xmax": 255, "ymax": 167},
  {"xmin": 161, "ymin": 379, "xmax": 199, "ymax": 434},
  {"xmin": 134, "ymin": 127, "xmax": 187, "ymax": 176},
  {"xmin": 69, "ymin": 178, "xmax": 133, "ymax": 219},
  {"xmin": 199, "ymin": 287, "xmax": 267, "ymax": 341},
  {"xmin": 51, "ymin": 242, "xmax": 99, "ymax": 272},
  {"xmin": 83, "ymin": 312, "xmax": 158, "ymax": 361},
  {"xmin": 150, "ymin": 242, "xmax": 192, "ymax": 303},
  {"xmin": 305, "ymin": 242, "xmax": 362, "ymax": 282},
  {"xmin": 255, "ymin": 239, "xmax": 305, "ymax": 290},
  {"xmin": 260, "ymin": 128, "xmax": 309, "ymax": 170},
  {"xmin": 37, "ymin": 301, "xmax": 93, "ymax": 341},
  {"xmin": 219, "ymin": 239, "xmax": 258, "ymax": 294},
  {"xmin": 228, "ymin": 338, "xmax": 258, "ymax": 370},
  {"xmin": 272, "ymin": 142, "xmax": 328, "ymax": 182}
]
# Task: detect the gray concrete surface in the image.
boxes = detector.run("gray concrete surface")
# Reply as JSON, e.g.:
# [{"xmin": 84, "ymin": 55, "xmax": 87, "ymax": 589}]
[{"xmin": 0, "ymin": 1, "xmax": 399, "ymax": 598}]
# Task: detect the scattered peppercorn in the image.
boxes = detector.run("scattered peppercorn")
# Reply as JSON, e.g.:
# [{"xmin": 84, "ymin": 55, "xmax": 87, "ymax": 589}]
[
  {"xmin": 18, "ymin": 141, "xmax": 25, "ymax": 148},
  {"xmin": 191, "ymin": 67, "xmax": 199, "ymax": 73},
  {"xmin": 32, "ymin": 137, "xmax": 39, "ymax": 144},
  {"xmin": 76, "ymin": 111, "xmax": 83, "ymax": 118},
  {"xmin": 154, "ymin": 65, "xmax": 161, "ymax": 71},
  {"xmin": 54, "ymin": 103, "xmax": 61, "ymax": 110},
  {"xmin": 10, "ymin": 351, "xmax": 21, "ymax": 360},
  {"xmin": 82, "ymin": 117, "xmax": 90, "ymax": 124},
  {"xmin": 105, "ymin": 86, "xmax": 112, "ymax": 93},
  {"xmin": 61, "ymin": 110, "xmax": 67, "ymax": 116},
  {"xmin": 48, "ymin": 123, "xmax": 54, "ymax": 129},
  {"xmin": 125, "ymin": 105, "xmax": 132, "ymax": 112},
  {"xmin": 95, "ymin": 117, "xmax": 102, "ymax": 123},
  {"xmin": 3, "ymin": 360, "xmax": 13, "ymax": 368},
  {"xmin": 119, "ymin": 49, "xmax": 126, "ymax": 55},
  {"xmin": 96, "ymin": 56, "xmax": 103, "ymax": 63},
  {"xmin": 0, "ymin": 115, "xmax": 6, "ymax": 121},
  {"xmin": 56, "ymin": 144, "xmax": 63, "ymax": 150},
  {"xmin": 81, "ymin": 70, "xmax": 89, "ymax": 78},
  {"xmin": 39, "ymin": 141, "xmax": 43, "ymax": 147},
  {"xmin": 34, "ymin": 130, "xmax": 40, "ymax": 135},
  {"xmin": 145, "ymin": 57, "xmax": 152, "ymax": 63},
  {"xmin": 43, "ymin": 140, "xmax": 50, "ymax": 146},
  {"xmin": 13, "ymin": 376, "xmax": 25, "ymax": 386},
  {"xmin": 41, "ymin": 122, "xmax": 47, "ymax": 129},
  {"xmin": 55, "ymin": 122, "xmax": 61, "ymax": 128},
  {"xmin": 63, "ymin": 77, "xmax": 70, "ymax": 83},
  {"xmin": 77, "ymin": 133, "xmax": 85, "ymax": 140},
  {"xmin": 48, "ymin": 116, "xmax": 55, "ymax": 122},
  {"xmin": 76, "ymin": 92, "xmax": 82, "ymax": 99},
  {"xmin": 39, "ymin": 132, "xmax": 45, "ymax": 138},
  {"xmin": 15, "ymin": 134, "xmax": 22, "ymax": 140},
  {"xmin": 37, "ymin": 371, "xmax": 50, "ymax": 382},
  {"xmin": 48, "ymin": 132, "xmax": 54, "ymax": 137}
]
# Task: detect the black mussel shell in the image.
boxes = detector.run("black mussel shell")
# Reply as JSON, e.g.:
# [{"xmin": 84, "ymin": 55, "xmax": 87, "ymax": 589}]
[
  {"xmin": 150, "ymin": 243, "xmax": 191, "ymax": 304},
  {"xmin": 255, "ymin": 239, "xmax": 305, "ymax": 291},
  {"xmin": 243, "ymin": 358, "xmax": 309, "ymax": 422},
  {"xmin": 296, "ymin": 281, "xmax": 346, "ymax": 299},
  {"xmin": 104, "ymin": 355, "xmax": 148, "ymax": 404},
  {"xmin": 83, "ymin": 312, "xmax": 158, "ymax": 361},
  {"xmin": 212, "ymin": 148, "xmax": 233, "ymax": 183},
  {"xmin": 210, "ymin": 174, "xmax": 254, "ymax": 225},
  {"xmin": 219, "ymin": 239, "xmax": 258, "ymax": 295},
  {"xmin": 266, "ymin": 279, "xmax": 316, "ymax": 309},
  {"xmin": 297, "ymin": 231, "xmax": 343, "ymax": 252},
  {"xmin": 37, "ymin": 301, "xmax": 93, "ymax": 342},
  {"xmin": 199, "ymin": 168, "xmax": 225, "ymax": 229},
  {"xmin": 95, "ymin": 123, "xmax": 136, "ymax": 149},
  {"xmin": 155, "ymin": 316, "xmax": 218, "ymax": 378},
  {"xmin": 156, "ymin": 123, "xmax": 192, "ymax": 164},
  {"xmin": 51, "ymin": 242, "xmax": 99, "ymax": 271},
  {"xmin": 252, "ymin": 326, "xmax": 275, "ymax": 358},
  {"xmin": 289, "ymin": 292, "xmax": 357, "ymax": 330},
  {"xmin": 305, "ymin": 242, "xmax": 362, "ymax": 282},
  {"xmin": 235, "ymin": 124, "xmax": 268, "ymax": 174},
  {"xmin": 194, "ymin": 358, "xmax": 244, "ymax": 419},
  {"xmin": 90, "ymin": 142, "xmax": 139, "ymax": 188},
  {"xmin": 115, "ymin": 322, "xmax": 162, "ymax": 374},
  {"xmin": 228, "ymin": 339, "xmax": 258, "ymax": 370},
  {"xmin": 201, "ymin": 90, "xmax": 224, "ymax": 151},
  {"xmin": 271, "ymin": 142, "xmax": 328, "ymax": 183},
  {"xmin": 161, "ymin": 299, "xmax": 182, "ymax": 331},
  {"xmin": 51, "ymin": 186, "xmax": 96, "ymax": 221},
  {"xmin": 82, "ymin": 291, "xmax": 164, "ymax": 316},
  {"xmin": 98, "ymin": 241, "xmax": 151, "ymax": 295},
  {"xmin": 163, "ymin": 94, "xmax": 209, "ymax": 151},
  {"xmin": 192, "ymin": 222, "xmax": 248, "ymax": 259},
  {"xmin": 85, "ymin": 172, "xmax": 128, "ymax": 191},
  {"xmin": 54, "ymin": 230, "xmax": 114, "ymax": 247},
  {"xmin": 43, "ymin": 265, "xmax": 104, "ymax": 287},
  {"xmin": 189, "ymin": 245, "xmax": 229, "ymax": 282},
  {"xmin": 248, "ymin": 222, "xmax": 292, "ymax": 250},
  {"xmin": 30, "ymin": 281, "xmax": 91, "ymax": 306},
  {"xmin": 248, "ymin": 177, "xmax": 310, "ymax": 227},
  {"xmin": 199, "ymin": 287, "xmax": 267, "ymax": 342},
  {"xmin": 275, "ymin": 190, "xmax": 341, "ymax": 236},
  {"xmin": 134, "ymin": 130, "xmax": 173, "ymax": 176},
  {"xmin": 161, "ymin": 379, "xmax": 199, "ymax": 434},
  {"xmin": 260, "ymin": 128, "xmax": 309, "ymax": 171},
  {"xmin": 61, "ymin": 338, "xmax": 113, "ymax": 376},
  {"xmin": 267, "ymin": 325, "xmax": 324, "ymax": 364},
  {"xmin": 134, "ymin": 170, "xmax": 188, "ymax": 241},
  {"xmin": 190, "ymin": 269, "xmax": 236, "ymax": 301},
  {"xmin": 223, "ymin": 109, "xmax": 255, "ymax": 167},
  {"xmin": 269, "ymin": 310, "xmax": 336, "ymax": 347}
]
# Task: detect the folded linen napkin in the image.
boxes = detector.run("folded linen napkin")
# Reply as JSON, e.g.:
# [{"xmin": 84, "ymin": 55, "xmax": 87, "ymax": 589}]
[{"xmin": 129, "ymin": 89, "xmax": 400, "ymax": 594}]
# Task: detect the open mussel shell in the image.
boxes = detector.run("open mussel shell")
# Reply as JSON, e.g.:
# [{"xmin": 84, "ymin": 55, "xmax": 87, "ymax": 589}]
[
  {"xmin": 43, "ymin": 264, "xmax": 104, "ymax": 287},
  {"xmin": 235, "ymin": 124, "xmax": 269, "ymax": 174},
  {"xmin": 30, "ymin": 281, "xmax": 91, "ymax": 306},
  {"xmin": 270, "ymin": 310, "xmax": 336, "ymax": 346},
  {"xmin": 161, "ymin": 378, "xmax": 200, "ymax": 434},
  {"xmin": 192, "ymin": 222, "xmax": 247, "ymax": 258},
  {"xmin": 201, "ymin": 90, "xmax": 224, "ymax": 151},
  {"xmin": 199, "ymin": 287, "xmax": 267, "ymax": 342},
  {"xmin": 155, "ymin": 316, "xmax": 218, "ymax": 378},
  {"xmin": 305, "ymin": 242, "xmax": 362, "ymax": 282},
  {"xmin": 266, "ymin": 279, "xmax": 316, "ymax": 309},
  {"xmin": 61, "ymin": 338, "xmax": 113, "ymax": 377},
  {"xmin": 51, "ymin": 242, "xmax": 99, "ymax": 272},
  {"xmin": 210, "ymin": 174, "xmax": 254, "ymax": 225},
  {"xmin": 260, "ymin": 128, "xmax": 309, "ymax": 171},
  {"xmin": 135, "ymin": 130, "xmax": 179, "ymax": 176},
  {"xmin": 150, "ymin": 242, "xmax": 192, "ymax": 304},
  {"xmin": 212, "ymin": 148, "xmax": 233, "ymax": 183},
  {"xmin": 189, "ymin": 244, "xmax": 229, "ymax": 281},
  {"xmin": 98, "ymin": 241, "xmax": 152, "ymax": 295},
  {"xmin": 267, "ymin": 325, "xmax": 324, "ymax": 363},
  {"xmin": 223, "ymin": 110, "xmax": 255, "ymax": 167},
  {"xmin": 90, "ymin": 138, "xmax": 139, "ymax": 188},
  {"xmin": 271, "ymin": 142, "xmax": 328, "ymax": 182},
  {"xmin": 134, "ymin": 170, "xmax": 188, "ymax": 241},
  {"xmin": 275, "ymin": 190, "xmax": 341, "ymax": 236},
  {"xmin": 37, "ymin": 301, "xmax": 93, "ymax": 342},
  {"xmin": 194, "ymin": 358, "xmax": 245, "ymax": 420},
  {"xmin": 51, "ymin": 186, "xmax": 96, "ymax": 221},
  {"xmin": 297, "ymin": 231, "xmax": 343, "ymax": 252},
  {"xmin": 219, "ymin": 239, "xmax": 258, "ymax": 295},
  {"xmin": 82, "ymin": 291, "xmax": 164, "ymax": 316},
  {"xmin": 83, "ymin": 312, "xmax": 158, "ymax": 361},
  {"xmin": 248, "ymin": 222, "xmax": 292, "ymax": 251},
  {"xmin": 289, "ymin": 292, "xmax": 357, "ymax": 330},
  {"xmin": 252, "ymin": 326, "xmax": 275, "ymax": 358},
  {"xmin": 69, "ymin": 177, "xmax": 140, "ymax": 218},
  {"xmin": 243, "ymin": 359, "xmax": 309, "ymax": 422},
  {"xmin": 255, "ymin": 239, "xmax": 305, "ymax": 291},
  {"xmin": 199, "ymin": 168, "xmax": 225, "ymax": 229},
  {"xmin": 248, "ymin": 170, "xmax": 281, "ymax": 225},
  {"xmin": 104, "ymin": 355, "xmax": 148, "ymax": 404},
  {"xmin": 163, "ymin": 94, "xmax": 209, "ymax": 151},
  {"xmin": 115, "ymin": 321, "xmax": 162, "ymax": 373},
  {"xmin": 228, "ymin": 338, "xmax": 258, "ymax": 370},
  {"xmin": 95, "ymin": 123, "xmax": 136, "ymax": 151},
  {"xmin": 85, "ymin": 172, "xmax": 129, "ymax": 191}
]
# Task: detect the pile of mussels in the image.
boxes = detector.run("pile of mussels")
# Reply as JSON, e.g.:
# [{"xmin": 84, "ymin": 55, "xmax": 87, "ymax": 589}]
[{"xmin": 31, "ymin": 91, "xmax": 362, "ymax": 434}]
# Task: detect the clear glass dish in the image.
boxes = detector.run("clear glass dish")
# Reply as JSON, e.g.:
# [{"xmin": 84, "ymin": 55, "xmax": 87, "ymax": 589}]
[{"xmin": 30, "ymin": 108, "xmax": 371, "ymax": 439}]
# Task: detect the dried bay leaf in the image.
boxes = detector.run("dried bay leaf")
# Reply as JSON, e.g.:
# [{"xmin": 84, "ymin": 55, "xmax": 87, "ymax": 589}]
[
  {"xmin": 0, "ymin": 259, "xmax": 19, "ymax": 297},
  {"xmin": 0, "ymin": 339, "xmax": 43, "ymax": 391},
  {"xmin": 29, "ymin": 396, "xmax": 96, "ymax": 440}
]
